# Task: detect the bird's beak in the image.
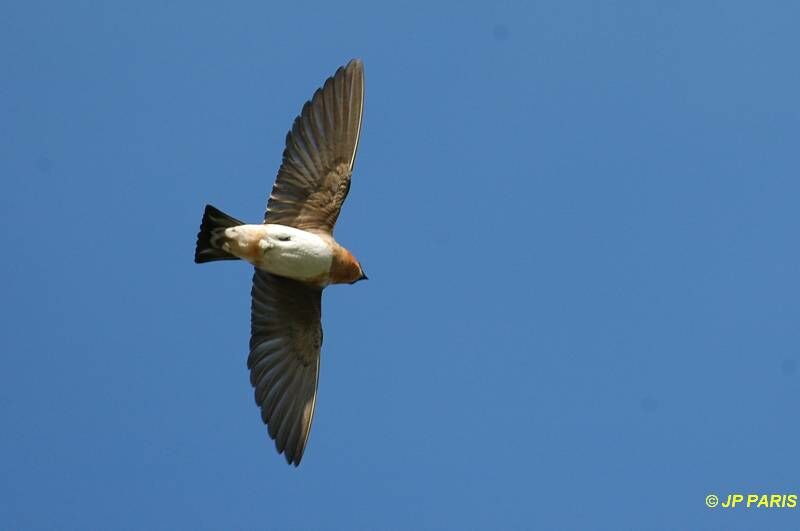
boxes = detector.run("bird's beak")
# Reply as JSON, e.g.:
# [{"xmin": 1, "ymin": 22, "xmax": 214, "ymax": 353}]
[{"xmin": 360, "ymin": 273, "xmax": 368, "ymax": 281}]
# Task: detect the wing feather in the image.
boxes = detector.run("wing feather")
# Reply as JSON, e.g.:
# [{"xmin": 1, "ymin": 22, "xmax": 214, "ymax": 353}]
[
  {"xmin": 248, "ymin": 270, "xmax": 322, "ymax": 466},
  {"xmin": 264, "ymin": 59, "xmax": 364, "ymax": 233}
]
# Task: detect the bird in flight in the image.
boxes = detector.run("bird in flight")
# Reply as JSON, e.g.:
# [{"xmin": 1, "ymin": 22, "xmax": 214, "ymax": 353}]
[{"xmin": 194, "ymin": 59, "xmax": 366, "ymax": 466}]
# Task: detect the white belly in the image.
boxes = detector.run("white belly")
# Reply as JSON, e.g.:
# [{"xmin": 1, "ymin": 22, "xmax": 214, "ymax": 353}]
[{"xmin": 225, "ymin": 224, "xmax": 333, "ymax": 281}]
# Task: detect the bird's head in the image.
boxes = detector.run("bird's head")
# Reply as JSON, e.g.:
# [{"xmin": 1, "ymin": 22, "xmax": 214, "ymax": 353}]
[
  {"xmin": 351, "ymin": 262, "xmax": 368, "ymax": 284},
  {"xmin": 331, "ymin": 247, "xmax": 368, "ymax": 285}
]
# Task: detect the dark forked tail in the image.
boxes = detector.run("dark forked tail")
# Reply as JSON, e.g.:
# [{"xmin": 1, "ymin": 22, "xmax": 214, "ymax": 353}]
[{"xmin": 194, "ymin": 204, "xmax": 244, "ymax": 263}]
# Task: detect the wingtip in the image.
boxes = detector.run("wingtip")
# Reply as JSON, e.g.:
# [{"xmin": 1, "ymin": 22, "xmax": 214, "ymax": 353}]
[
  {"xmin": 282, "ymin": 447, "xmax": 303, "ymax": 467},
  {"xmin": 345, "ymin": 58, "xmax": 364, "ymax": 73}
]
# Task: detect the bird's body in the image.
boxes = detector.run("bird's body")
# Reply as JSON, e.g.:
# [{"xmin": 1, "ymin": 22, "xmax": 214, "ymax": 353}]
[
  {"xmin": 217, "ymin": 223, "xmax": 360, "ymax": 286},
  {"xmin": 194, "ymin": 59, "xmax": 366, "ymax": 465}
]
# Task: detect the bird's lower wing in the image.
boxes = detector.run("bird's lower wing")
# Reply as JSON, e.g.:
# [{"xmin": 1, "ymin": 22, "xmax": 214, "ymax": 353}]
[{"xmin": 248, "ymin": 270, "xmax": 323, "ymax": 466}]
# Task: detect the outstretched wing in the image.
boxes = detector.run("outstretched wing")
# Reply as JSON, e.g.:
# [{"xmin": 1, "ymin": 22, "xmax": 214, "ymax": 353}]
[
  {"xmin": 248, "ymin": 270, "xmax": 323, "ymax": 466},
  {"xmin": 264, "ymin": 59, "xmax": 364, "ymax": 234}
]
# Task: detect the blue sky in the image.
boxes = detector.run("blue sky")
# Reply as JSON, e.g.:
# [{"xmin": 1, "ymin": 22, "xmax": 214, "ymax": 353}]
[{"xmin": 2, "ymin": 1, "xmax": 799, "ymax": 529}]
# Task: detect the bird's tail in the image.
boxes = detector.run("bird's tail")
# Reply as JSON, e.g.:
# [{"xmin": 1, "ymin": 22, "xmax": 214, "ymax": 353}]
[{"xmin": 194, "ymin": 204, "xmax": 244, "ymax": 263}]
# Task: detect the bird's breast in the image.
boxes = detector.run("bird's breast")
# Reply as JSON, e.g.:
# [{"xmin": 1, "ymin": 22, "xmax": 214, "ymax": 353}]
[{"xmin": 254, "ymin": 225, "xmax": 334, "ymax": 284}]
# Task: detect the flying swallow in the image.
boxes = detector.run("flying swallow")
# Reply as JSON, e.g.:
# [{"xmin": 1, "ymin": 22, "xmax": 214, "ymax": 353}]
[{"xmin": 194, "ymin": 59, "xmax": 366, "ymax": 466}]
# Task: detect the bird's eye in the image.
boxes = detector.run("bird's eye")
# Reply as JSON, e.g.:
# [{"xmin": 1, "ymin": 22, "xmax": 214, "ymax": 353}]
[{"xmin": 278, "ymin": 235, "xmax": 291, "ymax": 242}]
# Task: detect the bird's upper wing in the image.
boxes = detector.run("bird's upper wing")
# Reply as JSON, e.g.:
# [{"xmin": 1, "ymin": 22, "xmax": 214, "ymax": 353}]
[
  {"xmin": 248, "ymin": 270, "xmax": 323, "ymax": 466},
  {"xmin": 264, "ymin": 59, "xmax": 364, "ymax": 234}
]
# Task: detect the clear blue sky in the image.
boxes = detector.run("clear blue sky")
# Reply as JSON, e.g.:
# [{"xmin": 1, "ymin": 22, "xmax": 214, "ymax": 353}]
[{"xmin": 2, "ymin": 2, "xmax": 799, "ymax": 529}]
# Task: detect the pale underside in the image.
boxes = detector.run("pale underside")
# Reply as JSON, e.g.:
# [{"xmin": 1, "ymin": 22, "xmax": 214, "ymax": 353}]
[{"xmin": 223, "ymin": 224, "xmax": 333, "ymax": 282}]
